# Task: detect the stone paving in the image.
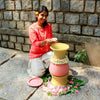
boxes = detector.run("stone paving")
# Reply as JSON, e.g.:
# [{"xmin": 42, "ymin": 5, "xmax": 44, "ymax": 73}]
[{"xmin": 0, "ymin": 47, "xmax": 100, "ymax": 100}]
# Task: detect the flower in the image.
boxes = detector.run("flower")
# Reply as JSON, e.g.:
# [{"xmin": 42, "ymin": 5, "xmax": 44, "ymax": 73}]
[
  {"xmin": 74, "ymin": 86, "xmax": 78, "ymax": 88},
  {"xmin": 48, "ymin": 77, "xmax": 51, "ymax": 80},
  {"xmin": 47, "ymin": 91, "xmax": 50, "ymax": 94},
  {"xmin": 68, "ymin": 86, "xmax": 70, "ymax": 90},
  {"xmin": 54, "ymin": 92, "xmax": 58, "ymax": 95},
  {"xmin": 75, "ymin": 90, "xmax": 79, "ymax": 93},
  {"xmin": 63, "ymin": 87, "xmax": 67, "ymax": 92},
  {"xmin": 41, "ymin": 75, "xmax": 85, "ymax": 96},
  {"xmin": 35, "ymin": 11, "xmax": 38, "ymax": 14},
  {"xmin": 58, "ymin": 88, "xmax": 63, "ymax": 92},
  {"xmin": 76, "ymin": 83, "xmax": 79, "ymax": 86},
  {"xmin": 69, "ymin": 80, "xmax": 74, "ymax": 84}
]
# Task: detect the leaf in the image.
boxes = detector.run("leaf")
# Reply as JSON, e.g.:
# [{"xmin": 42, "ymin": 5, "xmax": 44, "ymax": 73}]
[
  {"xmin": 71, "ymin": 88, "xmax": 75, "ymax": 93},
  {"xmin": 74, "ymin": 79, "xmax": 85, "ymax": 86},
  {"xmin": 48, "ymin": 92, "xmax": 52, "ymax": 96},
  {"xmin": 77, "ymin": 87, "xmax": 81, "ymax": 91},
  {"xmin": 65, "ymin": 90, "xmax": 71, "ymax": 94},
  {"xmin": 74, "ymin": 49, "xmax": 87, "ymax": 63}
]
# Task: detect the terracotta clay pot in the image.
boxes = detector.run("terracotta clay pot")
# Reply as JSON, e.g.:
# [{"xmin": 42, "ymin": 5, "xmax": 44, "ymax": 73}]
[
  {"xmin": 49, "ymin": 62, "xmax": 69, "ymax": 77},
  {"xmin": 49, "ymin": 43, "xmax": 70, "ymax": 86},
  {"xmin": 50, "ymin": 43, "xmax": 69, "ymax": 59}
]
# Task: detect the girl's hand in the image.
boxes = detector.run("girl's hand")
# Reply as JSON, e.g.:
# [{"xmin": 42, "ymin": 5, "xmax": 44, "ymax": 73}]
[
  {"xmin": 46, "ymin": 38, "xmax": 57, "ymax": 45},
  {"xmin": 40, "ymin": 38, "xmax": 57, "ymax": 47},
  {"xmin": 51, "ymin": 38, "xmax": 57, "ymax": 42}
]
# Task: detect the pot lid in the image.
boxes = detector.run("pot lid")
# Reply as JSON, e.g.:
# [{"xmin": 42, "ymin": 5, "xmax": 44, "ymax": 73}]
[{"xmin": 27, "ymin": 77, "xmax": 43, "ymax": 87}]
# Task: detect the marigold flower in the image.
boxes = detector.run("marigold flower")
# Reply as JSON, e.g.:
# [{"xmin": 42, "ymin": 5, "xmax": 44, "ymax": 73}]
[{"xmin": 35, "ymin": 11, "xmax": 39, "ymax": 14}]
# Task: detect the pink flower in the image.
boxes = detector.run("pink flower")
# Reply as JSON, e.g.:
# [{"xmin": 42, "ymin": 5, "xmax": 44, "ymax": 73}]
[
  {"xmin": 68, "ymin": 80, "xmax": 70, "ymax": 83},
  {"xmin": 52, "ymin": 93, "xmax": 56, "ymax": 96},
  {"xmin": 60, "ymin": 86, "xmax": 63, "ymax": 88},
  {"xmin": 47, "ymin": 91, "xmax": 50, "ymax": 94},
  {"xmin": 40, "ymin": 86, "xmax": 42, "ymax": 88},
  {"xmin": 75, "ymin": 90, "xmax": 79, "ymax": 93},
  {"xmin": 65, "ymin": 85, "xmax": 67, "ymax": 88},
  {"xmin": 69, "ymin": 80, "xmax": 74, "ymax": 84},
  {"xmin": 52, "ymin": 93, "xmax": 55, "ymax": 96},
  {"xmin": 47, "ymin": 84, "xmax": 50, "ymax": 88},
  {"xmin": 47, "ymin": 80, "xmax": 49, "ymax": 82},
  {"xmin": 76, "ymin": 83, "xmax": 79, "ymax": 86},
  {"xmin": 73, "ymin": 76, "xmax": 75, "ymax": 79},
  {"xmin": 74, "ymin": 86, "xmax": 78, "ymax": 88},
  {"xmin": 58, "ymin": 88, "xmax": 63, "ymax": 93},
  {"xmin": 56, "ymin": 86, "xmax": 60, "ymax": 91},
  {"xmin": 68, "ymin": 86, "xmax": 70, "ymax": 90},
  {"xmin": 48, "ymin": 77, "xmax": 51, "ymax": 80},
  {"xmin": 54, "ymin": 92, "xmax": 58, "ymax": 95},
  {"xmin": 54, "ymin": 86, "xmax": 58, "ymax": 89},
  {"xmin": 63, "ymin": 88, "xmax": 67, "ymax": 92},
  {"xmin": 41, "ymin": 85, "xmax": 45, "ymax": 88}
]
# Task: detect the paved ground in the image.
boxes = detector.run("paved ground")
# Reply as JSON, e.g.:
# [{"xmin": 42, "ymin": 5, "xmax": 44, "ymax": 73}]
[{"xmin": 0, "ymin": 47, "xmax": 100, "ymax": 100}]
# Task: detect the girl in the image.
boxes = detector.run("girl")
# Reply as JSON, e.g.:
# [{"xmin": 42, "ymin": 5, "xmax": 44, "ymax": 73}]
[{"xmin": 27, "ymin": 6, "xmax": 57, "ymax": 78}]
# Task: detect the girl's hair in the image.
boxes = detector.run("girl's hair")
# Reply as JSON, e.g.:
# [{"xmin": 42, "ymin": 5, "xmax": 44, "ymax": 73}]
[{"xmin": 36, "ymin": 6, "xmax": 49, "ymax": 27}]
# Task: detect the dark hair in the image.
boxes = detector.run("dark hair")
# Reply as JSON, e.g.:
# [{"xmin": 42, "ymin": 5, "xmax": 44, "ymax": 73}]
[{"xmin": 36, "ymin": 6, "xmax": 49, "ymax": 27}]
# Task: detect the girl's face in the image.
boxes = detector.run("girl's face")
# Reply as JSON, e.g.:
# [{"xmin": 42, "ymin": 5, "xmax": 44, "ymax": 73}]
[{"xmin": 37, "ymin": 11, "xmax": 48, "ymax": 25}]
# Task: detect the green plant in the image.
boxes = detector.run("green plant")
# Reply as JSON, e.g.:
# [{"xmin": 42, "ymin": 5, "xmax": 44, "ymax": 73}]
[
  {"xmin": 74, "ymin": 49, "xmax": 87, "ymax": 63},
  {"xmin": 41, "ymin": 72, "xmax": 51, "ymax": 84}
]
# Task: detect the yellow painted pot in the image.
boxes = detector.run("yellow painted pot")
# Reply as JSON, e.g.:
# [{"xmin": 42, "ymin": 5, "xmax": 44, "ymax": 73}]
[
  {"xmin": 51, "ymin": 75, "xmax": 68, "ymax": 86},
  {"xmin": 50, "ymin": 43, "xmax": 69, "ymax": 59}
]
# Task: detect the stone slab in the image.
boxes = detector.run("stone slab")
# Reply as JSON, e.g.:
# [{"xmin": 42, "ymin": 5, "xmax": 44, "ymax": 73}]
[
  {"xmin": 0, "ymin": 47, "xmax": 17, "ymax": 65},
  {"xmin": 29, "ymin": 61, "xmax": 100, "ymax": 100},
  {"xmin": 0, "ymin": 51, "xmax": 37, "ymax": 100},
  {"xmin": 85, "ymin": 43, "xmax": 100, "ymax": 67},
  {"xmin": 0, "ymin": 47, "xmax": 100, "ymax": 100}
]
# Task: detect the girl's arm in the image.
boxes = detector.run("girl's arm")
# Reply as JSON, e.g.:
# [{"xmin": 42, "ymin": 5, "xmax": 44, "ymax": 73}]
[
  {"xmin": 29, "ymin": 26, "xmax": 52, "ymax": 47},
  {"xmin": 39, "ymin": 39, "xmax": 53, "ymax": 47},
  {"xmin": 39, "ymin": 24, "xmax": 57, "ymax": 47},
  {"xmin": 29, "ymin": 26, "xmax": 41, "ymax": 47},
  {"xmin": 29, "ymin": 24, "xmax": 57, "ymax": 47}
]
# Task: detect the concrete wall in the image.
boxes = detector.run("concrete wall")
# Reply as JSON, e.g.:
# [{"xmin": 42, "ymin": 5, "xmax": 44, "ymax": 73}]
[{"xmin": 0, "ymin": 0, "xmax": 100, "ymax": 60}]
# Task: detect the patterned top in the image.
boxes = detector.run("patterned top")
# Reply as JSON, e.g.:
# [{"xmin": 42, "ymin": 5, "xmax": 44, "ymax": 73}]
[{"xmin": 29, "ymin": 23, "xmax": 52, "ymax": 59}]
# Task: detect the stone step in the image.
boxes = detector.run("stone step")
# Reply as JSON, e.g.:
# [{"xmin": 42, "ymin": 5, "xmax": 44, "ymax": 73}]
[{"xmin": 0, "ymin": 48, "xmax": 37, "ymax": 100}]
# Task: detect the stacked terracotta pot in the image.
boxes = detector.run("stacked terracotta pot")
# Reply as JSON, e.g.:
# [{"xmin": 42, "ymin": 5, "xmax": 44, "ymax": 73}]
[{"xmin": 49, "ymin": 43, "xmax": 69, "ymax": 86}]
